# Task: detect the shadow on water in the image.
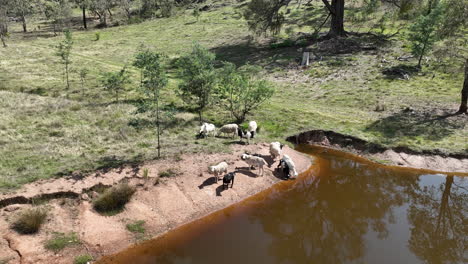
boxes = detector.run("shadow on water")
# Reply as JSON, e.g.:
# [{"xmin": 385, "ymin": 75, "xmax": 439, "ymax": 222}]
[
  {"xmin": 366, "ymin": 109, "xmax": 466, "ymax": 142},
  {"xmin": 97, "ymin": 146, "xmax": 467, "ymax": 264}
]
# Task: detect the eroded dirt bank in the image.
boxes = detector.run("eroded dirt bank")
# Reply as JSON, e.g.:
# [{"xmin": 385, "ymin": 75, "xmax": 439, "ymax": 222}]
[
  {"xmin": 287, "ymin": 130, "xmax": 468, "ymax": 173},
  {"xmin": 0, "ymin": 143, "xmax": 311, "ymax": 264}
]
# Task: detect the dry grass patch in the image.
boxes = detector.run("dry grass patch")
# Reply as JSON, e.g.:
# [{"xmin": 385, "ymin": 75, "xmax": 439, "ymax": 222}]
[
  {"xmin": 11, "ymin": 207, "xmax": 47, "ymax": 234},
  {"xmin": 93, "ymin": 183, "xmax": 136, "ymax": 214}
]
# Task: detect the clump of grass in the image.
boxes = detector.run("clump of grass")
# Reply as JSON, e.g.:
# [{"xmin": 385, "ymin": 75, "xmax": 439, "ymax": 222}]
[
  {"xmin": 11, "ymin": 208, "xmax": 47, "ymax": 234},
  {"xmin": 126, "ymin": 220, "xmax": 146, "ymax": 234},
  {"xmin": 0, "ymin": 257, "xmax": 13, "ymax": 264},
  {"xmin": 142, "ymin": 168, "xmax": 149, "ymax": 179},
  {"xmin": 74, "ymin": 254, "xmax": 93, "ymax": 264},
  {"xmin": 94, "ymin": 32, "xmax": 100, "ymax": 41},
  {"xmin": 93, "ymin": 183, "xmax": 136, "ymax": 214},
  {"xmin": 159, "ymin": 169, "xmax": 177, "ymax": 178},
  {"xmin": 44, "ymin": 232, "xmax": 81, "ymax": 252}
]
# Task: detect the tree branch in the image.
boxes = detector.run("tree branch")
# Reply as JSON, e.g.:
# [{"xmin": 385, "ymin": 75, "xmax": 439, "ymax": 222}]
[{"xmin": 321, "ymin": 0, "xmax": 335, "ymax": 15}]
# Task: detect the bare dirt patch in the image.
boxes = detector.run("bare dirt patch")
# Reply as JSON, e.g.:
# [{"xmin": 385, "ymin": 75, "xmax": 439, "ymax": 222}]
[{"xmin": 0, "ymin": 143, "xmax": 311, "ymax": 264}]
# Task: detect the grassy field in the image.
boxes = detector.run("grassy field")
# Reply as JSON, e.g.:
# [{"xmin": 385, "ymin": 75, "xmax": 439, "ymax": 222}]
[{"xmin": 0, "ymin": 1, "xmax": 466, "ymax": 192}]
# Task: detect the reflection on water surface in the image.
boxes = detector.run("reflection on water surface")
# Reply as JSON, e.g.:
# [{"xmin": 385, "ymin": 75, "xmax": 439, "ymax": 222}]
[{"xmin": 98, "ymin": 146, "xmax": 467, "ymax": 264}]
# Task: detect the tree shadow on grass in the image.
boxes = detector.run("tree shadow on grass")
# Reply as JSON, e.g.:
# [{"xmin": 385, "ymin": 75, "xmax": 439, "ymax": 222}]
[
  {"xmin": 209, "ymin": 38, "xmax": 300, "ymax": 69},
  {"xmin": 381, "ymin": 64, "xmax": 420, "ymax": 80},
  {"xmin": 366, "ymin": 109, "xmax": 466, "ymax": 142}
]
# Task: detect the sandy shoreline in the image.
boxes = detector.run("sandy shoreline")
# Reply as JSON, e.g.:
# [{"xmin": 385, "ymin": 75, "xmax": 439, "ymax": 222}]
[{"xmin": 0, "ymin": 143, "xmax": 312, "ymax": 264}]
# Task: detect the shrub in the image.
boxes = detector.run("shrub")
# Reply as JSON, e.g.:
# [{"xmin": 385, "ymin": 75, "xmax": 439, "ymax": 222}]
[
  {"xmin": 74, "ymin": 254, "xmax": 93, "ymax": 264},
  {"xmin": 93, "ymin": 183, "xmax": 136, "ymax": 214},
  {"xmin": 126, "ymin": 220, "xmax": 146, "ymax": 234},
  {"xmin": 11, "ymin": 208, "xmax": 47, "ymax": 234},
  {"xmin": 44, "ymin": 232, "xmax": 80, "ymax": 252},
  {"xmin": 159, "ymin": 169, "xmax": 177, "ymax": 178}
]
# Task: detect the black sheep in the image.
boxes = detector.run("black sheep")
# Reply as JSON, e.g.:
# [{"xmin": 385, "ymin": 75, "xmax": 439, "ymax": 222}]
[
  {"xmin": 222, "ymin": 172, "xmax": 236, "ymax": 189},
  {"xmin": 277, "ymin": 159, "xmax": 290, "ymax": 179}
]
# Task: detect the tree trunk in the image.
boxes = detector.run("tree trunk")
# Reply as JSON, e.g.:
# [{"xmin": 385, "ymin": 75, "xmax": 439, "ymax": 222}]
[
  {"xmin": 65, "ymin": 63, "xmax": 70, "ymax": 94},
  {"xmin": 198, "ymin": 109, "xmax": 202, "ymax": 124},
  {"xmin": 155, "ymin": 93, "xmax": 161, "ymax": 158},
  {"xmin": 328, "ymin": 0, "xmax": 346, "ymax": 37},
  {"xmin": 21, "ymin": 13, "xmax": 27, "ymax": 32},
  {"xmin": 0, "ymin": 36, "xmax": 6, "ymax": 47},
  {"xmin": 457, "ymin": 59, "xmax": 468, "ymax": 114},
  {"xmin": 82, "ymin": 7, "xmax": 87, "ymax": 29}
]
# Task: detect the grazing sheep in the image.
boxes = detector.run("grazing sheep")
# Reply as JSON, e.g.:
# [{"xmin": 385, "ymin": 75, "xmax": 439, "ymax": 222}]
[
  {"xmin": 222, "ymin": 172, "xmax": 236, "ymax": 189},
  {"xmin": 237, "ymin": 129, "xmax": 252, "ymax": 144},
  {"xmin": 218, "ymin": 124, "xmax": 239, "ymax": 138},
  {"xmin": 281, "ymin": 154, "xmax": 298, "ymax": 178},
  {"xmin": 248, "ymin": 121, "xmax": 258, "ymax": 138},
  {"xmin": 199, "ymin": 123, "xmax": 216, "ymax": 138},
  {"xmin": 241, "ymin": 154, "xmax": 267, "ymax": 176},
  {"xmin": 208, "ymin": 161, "xmax": 228, "ymax": 182},
  {"xmin": 269, "ymin": 142, "xmax": 284, "ymax": 160}
]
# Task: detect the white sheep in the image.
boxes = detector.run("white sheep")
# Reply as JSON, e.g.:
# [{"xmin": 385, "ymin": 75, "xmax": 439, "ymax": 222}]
[
  {"xmin": 282, "ymin": 154, "xmax": 298, "ymax": 178},
  {"xmin": 241, "ymin": 154, "xmax": 267, "ymax": 176},
  {"xmin": 218, "ymin": 124, "xmax": 238, "ymax": 138},
  {"xmin": 269, "ymin": 142, "xmax": 284, "ymax": 160},
  {"xmin": 199, "ymin": 123, "xmax": 216, "ymax": 138},
  {"xmin": 208, "ymin": 161, "xmax": 228, "ymax": 182},
  {"xmin": 248, "ymin": 121, "xmax": 258, "ymax": 138}
]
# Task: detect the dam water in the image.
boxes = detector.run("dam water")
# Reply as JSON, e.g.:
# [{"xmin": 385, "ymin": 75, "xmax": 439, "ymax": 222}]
[{"xmin": 97, "ymin": 145, "xmax": 467, "ymax": 264}]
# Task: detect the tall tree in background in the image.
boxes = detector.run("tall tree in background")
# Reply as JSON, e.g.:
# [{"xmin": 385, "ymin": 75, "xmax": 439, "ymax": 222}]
[
  {"xmin": 56, "ymin": 29, "xmax": 73, "ymax": 95},
  {"xmin": 432, "ymin": 0, "xmax": 468, "ymax": 114},
  {"xmin": 177, "ymin": 43, "xmax": 217, "ymax": 123},
  {"xmin": 75, "ymin": 0, "xmax": 90, "ymax": 29},
  {"xmin": 11, "ymin": 0, "xmax": 34, "ymax": 32},
  {"xmin": 43, "ymin": 0, "xmax": 73, "ymax": 35},
  {"xmin": 244, "ymin": 0, "xmax": 347, "ymax": 37}
]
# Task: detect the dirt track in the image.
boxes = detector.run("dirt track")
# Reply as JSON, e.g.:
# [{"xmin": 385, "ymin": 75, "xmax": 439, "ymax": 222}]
[{"xmin": 0, "ymin": 143, "xmax": 312, "ymax": 264}]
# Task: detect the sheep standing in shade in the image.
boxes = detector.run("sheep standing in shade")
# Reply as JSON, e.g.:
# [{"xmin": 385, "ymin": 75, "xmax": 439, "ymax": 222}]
[
  {"xmin": 248, "ymin": 121, "xmax": 258, "ymax": 138},
  {"xmin": 208, "ymin": 161, "xmax": 228, "ymax": 182},
  {"xmin": 199, "ymin": 123, "xmax": 216, "ymax": 138},
  {"xmin": 269, "ymin": 142, "xmax": 284, "ymax": 160},
  {"xmin": 218, "ymin": 124, "xmax": 239, "ymax": 138},
  {"xmin": 281, "ymin": 154, "xmax": 298, "ymax": 178},
  {"xmin": 241, "ymin": 154, "xmax": 267, "ymax": 176}
]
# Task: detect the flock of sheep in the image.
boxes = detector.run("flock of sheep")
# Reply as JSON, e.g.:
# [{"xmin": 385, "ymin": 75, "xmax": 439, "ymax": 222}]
[{"xmin": 200, "ymin": 121, "xmax": 299, "ymax": 190}]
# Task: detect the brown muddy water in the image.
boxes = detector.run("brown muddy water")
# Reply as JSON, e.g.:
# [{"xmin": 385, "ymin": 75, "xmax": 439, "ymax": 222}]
[{"xmin": 98, "ymin": 146, "xmax": 467, "ymax": 264}]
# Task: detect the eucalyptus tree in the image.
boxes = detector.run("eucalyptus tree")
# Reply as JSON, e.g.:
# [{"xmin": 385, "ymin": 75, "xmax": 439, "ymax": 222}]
[{"xmin": 56, "ymin": 29, "xmax": 74, "ymax": 94}]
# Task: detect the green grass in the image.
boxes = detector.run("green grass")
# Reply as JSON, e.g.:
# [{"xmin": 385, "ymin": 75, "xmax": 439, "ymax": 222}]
[
  {"xmin": 11, "ymin": 207, "xmax": 47, "ymax": 234},
  {"xmin": 74, "ymin": 254, "xmax": 93, "ymax": 264},
  {"xmin": 0, "ymin": 2, "xmax": 466, "ymax": 191},
  {"xmin": 44, "ymin": 232, "xmax": 81, "ymax": 253},
  {"xmin": 126, "ymin": 220, "xmax": 146, "ymax": 234}
]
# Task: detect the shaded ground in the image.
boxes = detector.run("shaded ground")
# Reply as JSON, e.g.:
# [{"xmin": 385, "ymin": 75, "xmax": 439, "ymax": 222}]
[
  {"xmin": 289, "ymin": 130, "xmax": 468, "ymax": 173},
  {"xmin": 0, "ymin": 143, "xmax": 311, "ymax": 264}
]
